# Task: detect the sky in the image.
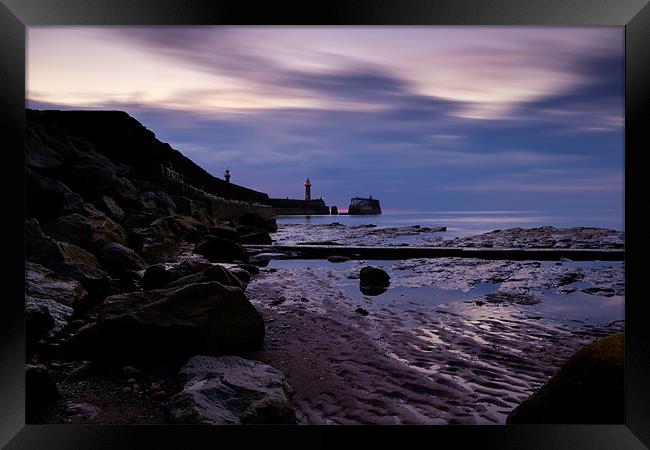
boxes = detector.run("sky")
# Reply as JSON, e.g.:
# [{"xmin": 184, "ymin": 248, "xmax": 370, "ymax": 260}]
[{"xmin": 27, "ymin": 27, "xmax": 624, "ymax": 215}]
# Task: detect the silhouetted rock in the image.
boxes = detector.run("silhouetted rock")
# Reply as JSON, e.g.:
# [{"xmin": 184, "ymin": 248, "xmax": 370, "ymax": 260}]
[
  {"xmin": 27, "ymin": 235, "xmax": 110, "ymax": 300},
  {"xmin": 87, "ymin": 215, "xmax": 128, "ymax": 252},
  {"xmin": 238, "ymin": 231, "xmax": 272, "ymax": 245},
  {"xmin": 205, "ymin": 225, "xmax": 238, "ymax": 241},
  {"xmin": 167, "ymin": 265, "xmax": 243, "ymax": 290},
  {"xmin": 142, "ymin": 264, "xmax": 171, "ymax": 290},
  {"xmin": 360, "ymin": 266, "xmax": 390, "ymax": 288},
  {"xmin": 194, "ymin": 238, "xmax": 249, "ymax": 263},
  {"xmin": 238, "ymin": 212, "xmax": 277, "ymax": 233},
  {"xmin": 43, "ymin": 213, "xmax": 92, "ymax": 249},
  {"xmin": 26, "ymin": 364, "xmax": 59, "ymax": 423},
  {"xmin": 97, "ymin": 195, "xmax": 125, "ymax": 222},
  {"xmin": 26, "ymin": 168, "xmax": 72, "ymax": 220},
  {"xmin": 327, "ymin": 255, "xmax": 350, "ymax": 263},
  {"xmin": 69, "ymin": 282, "xmax": 264, "ymax": 364},
  {"xmin": 98, "ymin": 243, "xmax": 147, "ymax": 277},
  {"xmin": 507, "ymin": 333, "xmax": 623, "ymax": 424},
  {"xmin": 170, "ymin": 356, "xmax": 296, "ymax": 424}
]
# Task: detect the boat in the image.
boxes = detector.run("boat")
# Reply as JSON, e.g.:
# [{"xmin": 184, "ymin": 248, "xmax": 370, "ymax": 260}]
[{"xmin": 347, "ymin": 196, "xmax": 382, "ymax": 215}]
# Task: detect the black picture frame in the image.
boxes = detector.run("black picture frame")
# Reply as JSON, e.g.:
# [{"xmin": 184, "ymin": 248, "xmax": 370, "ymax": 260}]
[{"xmin": 1, "ymin": 0, "xmax": 648, "ymax": 448}]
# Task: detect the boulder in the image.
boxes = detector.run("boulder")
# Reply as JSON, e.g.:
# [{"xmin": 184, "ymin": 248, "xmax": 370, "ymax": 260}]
[
  {"xmin": 142, "ymin": 264, "xmax": 171, "ymax": 290},
  {"xmin": 114, "ymin": 177, "xmax": 141, "ymax": 206},
  {"xmin": 206, "ymin": 226, "xmax": 238, "ymax": 241},
  {"xmin": 327, "ymin": 255, "xmax": 351, "ymax": 263},
  {"xmin": 238, "ymin": 212, "xmax": 277, "ymax": 233},
  {"xmin": 507, "ymin": 333, "xmax": 624, "ymax": 424},
  {"xmin": 140, "ymin": 191, "xmax": 176, "ymax": 216},
  {"xmin": 238, "ymin": 264, "xmax": 260, "ymax": 275},
  {"xmin": 26, "ymin": 168, "xmax": 71, "ymax": 220},
  {"xmin": 119, "ymin": 270, "xmax": 143, "ymax": 292},
  {"xmin": 170, "ymin": 356, "xmax": 296, "ymax": 425},
  {"xmin": 359, "ymin": 266, "xmax": 390, "ymax": 287},
  {"xmin": 194, "ymin": 238, "xmax": 249, "ymax": 263},
  {"xmin": 26, "ymin": 364, "xmax": 59, "ymax": 423},
  {"xmin": 167, "ymin": 261, "xmax": 212, "ymax": 281},
  {"xmin": 98, "ymin": 243, "xmax": 147, "ymax": 277},
  {"xmin": 43, "ymin": 213, "xmax": 92, "ymax": 248},
  {"xmin": 97, "ymin": 195, "xmax": 125, "ymax": 222},
  {"xmin": 87, "ymin": 215, "xmax": 128, "ymax": 251},
  {"xmin": 129, "ymin": 220, "xmax": 180, "ymax": 264},
  {"xmin": 26, "ymin": 262, "xmax": 88, "ymax": 308},
  {"xmin": 238, "ymin": 231, "xmax": 272, "ymax": 245},
  {"xmin": 167, "ymin": 265, "xmax": 244, "ymax": 290},
  {"xmin": 70, "ymin": 281, "xmax": 265, "ymax": 363},
  {"xmin": 359, "ymin": 266, "xmax": 390, "ymax": 296},
  {"xmin": 27, "ymin": 236, "xmax": 110, "ymax": 300},
  {"xmin": 61, "ymin": 151, "xmax": 117, "ymax": 197}
]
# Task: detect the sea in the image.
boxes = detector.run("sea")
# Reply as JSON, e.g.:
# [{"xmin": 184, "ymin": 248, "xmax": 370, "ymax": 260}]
[{"xmin": 276, "ymin": 209, "xmax": 624, "ymax": 238}]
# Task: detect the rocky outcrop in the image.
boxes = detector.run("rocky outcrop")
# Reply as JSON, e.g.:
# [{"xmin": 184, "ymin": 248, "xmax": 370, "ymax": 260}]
[
  {"xmin": 67, "ymin": 282, "xmax": 264, "ymax": 363},
  {"xmin": 194, "ymin": 238, "xmax": 249, "ymax": 263},
  {"xmin": 170, "ymin": 356, "xmax": 296, "ymax": 424},
  {"xmin": 507, "ymin": 333, "xmax": 624, "ymax": 424}
]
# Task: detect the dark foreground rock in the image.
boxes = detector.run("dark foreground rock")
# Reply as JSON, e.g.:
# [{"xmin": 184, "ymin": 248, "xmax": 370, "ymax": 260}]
[
  {"xmin": 507, "ymin": 332, "xmax": 623, "ymax": 424},
  {"xmin": 359, "ymin": 266, "xmax": 390, "ymax": 296},
  {"xmin": 170, "ymin": 356, "xmax": 296, "ymax": 424},
  {"xmin": 98, "ymin": 242, "xmax": 147, "ymax": 277},
  {"xmin": 194, "ymin": 238, "xmax": 249, "ymax": 263},
  {"xmin": 26, "ymin": 364, "xmax": 59, "ymax": 422},
  {"xmin": 238, "ymin": 212, "xmax": 278, "ymax": 233},
  {"xmin": 26, "ymin": 263, "xmax": 86, "ymax": 341},
  {"xmin": 67, "ymin": 282, "xmax": 264, "ymax": 364}
]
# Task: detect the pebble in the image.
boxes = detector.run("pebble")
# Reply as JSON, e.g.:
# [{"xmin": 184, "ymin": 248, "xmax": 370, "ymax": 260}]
[{"xmin": 122, "ymin": 365, "xmax": 142, "ymax": 378}]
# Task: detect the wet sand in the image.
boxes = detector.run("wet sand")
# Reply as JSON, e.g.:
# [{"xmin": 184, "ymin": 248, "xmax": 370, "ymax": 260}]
[{"xmin": 245, "ymin": 257, "xmax": 624, "ymax": 424}]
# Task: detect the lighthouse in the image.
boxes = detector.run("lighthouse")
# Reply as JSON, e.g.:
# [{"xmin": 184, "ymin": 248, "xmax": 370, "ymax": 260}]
[
  {"xmin": 304, "ymin": 177, "xmax": 311, "ymax": 201},
  {"xmin": 224, "ymin": 168, "xmax": 231, "ymax": 183}
]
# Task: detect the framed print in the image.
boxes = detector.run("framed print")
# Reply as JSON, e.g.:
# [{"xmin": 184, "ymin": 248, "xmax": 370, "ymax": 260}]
[{"xmin": 1, "ymin": 0, "xmax": 649, "ymax": 448}]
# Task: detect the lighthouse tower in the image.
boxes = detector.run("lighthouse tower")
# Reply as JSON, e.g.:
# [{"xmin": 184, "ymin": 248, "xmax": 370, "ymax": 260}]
[
  {"xmin": 304, "ymin": 177, "xmax": 311, "ymax": 201},
  {"xmin": 224, "ymin": 168, "xmax": 231, "ymax": 183}
]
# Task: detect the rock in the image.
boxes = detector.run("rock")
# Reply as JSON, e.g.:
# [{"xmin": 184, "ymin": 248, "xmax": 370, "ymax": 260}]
[
  {"xmin": 167, "ymin": 261, "xmax": 212, "ymax": 281},
  {"xmin": 170, "ymin": 356, "xmax": 296, "ymax": 424},
  {"xmin": 26, "ymin": 262, "xmax": 88, "ymax": 309},
  {"xmin": 26, "ymin": 168, "xmax": 72, "ymax": 220},
  {"xmin": 72, "ymin": 282, "xmax": 264, "ymax": 363},
  {"xmin": 507, "ymin": 333, "xmax": 623, "ymax": 424},
  {"xmin": 142, "ymin": 264, "xmax": 171, "ymax": 290},
  {"xmin": 26, "ymin": 364, "xmax": 59, "ymax": 422},
  {"xmin": 238, "ymin": 231, "xmax": 272, "ymax": 245},
  {"xmin": 194, "ymin": 238, "xmax": 249, "ymax": 263},
  {"xmin": 167, "ymin": 265, "xmax": 243, "ymax": 290},
  {"xmin": 61, "ymin": 151, "xmax": 117, "ymax": 197},
  {"xmin": 98, "ymin": 243, "xmax": 147, "ymax": 277},
  {"xmin": 43, "ymin": 213, "xmax": 93, "ymax": 248},
  {"xmin": 97, "ymin": 195, "xmax": 125, "ymax": 222},
  {"xmin": 129, "ymin": 220, "xmax": 180, "ymax": 264},
  {"xmin": 238, "ymin": 212, "xmax": 277, "ymax": 233},
  {"xmin": 355, "ymin": 307, "xmax": 369, "ymax": 316},
  {"xmin": 140, "ymin": 191, "xmax": 176, "ymax": 216},
  {"xmin": 228, "ymin": 267, "xmax": 251, "ymax": 284},
  {"xmin": 327, "ymin": 255, "xmax": 350, "ymax": 263},
  {"xmin": 26, "ymin": 263, "xmax": 85, "ymax": 340},
  {"xmin": 61, "ymin": 192, "xmax": 85, "ymax": 215},
  {"xmin": 238, "ymin": 264, "xmax": 260, "ymax": 275},
  {"xmin": 87, "ymin": 215, "xmax": 128, "ymax": 251},
  {"xmin": 206, "ymin": 226, "xmax": 238, "ymax": 241},
  {"xmin": 359, "ymin": 266, "xmax": 390, "ymax": 288},
  {"xmin": 114, "ymin": 177, "xmax": 140, "ymax": 206},
  {"xmin": 119, "ymin": 270, "xmax": 143, "ymax": 292},
  {"xmin": 27, "ymin": 239, "xmax": 109, "ymax": 302},
  {"xmin": 121, "ymin": 365, "xmax": 142, "ymax": 378}
]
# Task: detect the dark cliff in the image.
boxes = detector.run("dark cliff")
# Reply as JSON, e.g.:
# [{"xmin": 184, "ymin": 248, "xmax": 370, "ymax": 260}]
[{"xmin": 26, "ymin": 109, "xmax": 270, "ymax": 209}]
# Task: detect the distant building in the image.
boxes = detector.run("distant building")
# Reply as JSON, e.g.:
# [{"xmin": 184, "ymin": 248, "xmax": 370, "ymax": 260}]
[{"xmin": 224, "ymin": 168, "xmax": 231, "ymax": 183}]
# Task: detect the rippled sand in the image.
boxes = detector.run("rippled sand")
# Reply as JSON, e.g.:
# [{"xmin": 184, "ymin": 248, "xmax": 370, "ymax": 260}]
[{"xmin": 245, "ymin": 258, "xmax": 624, "ymax": 424}]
